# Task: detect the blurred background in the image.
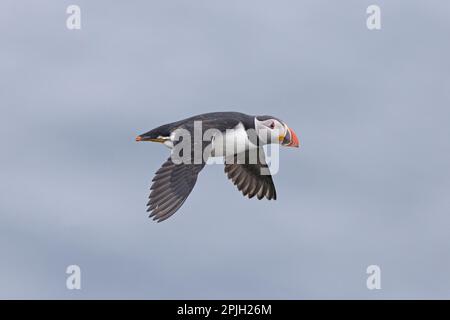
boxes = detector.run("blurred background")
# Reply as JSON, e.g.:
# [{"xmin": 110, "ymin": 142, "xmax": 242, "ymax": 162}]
[{"xmin": 1, "ymin": 0, "xmax": 450, "ymax": 299}]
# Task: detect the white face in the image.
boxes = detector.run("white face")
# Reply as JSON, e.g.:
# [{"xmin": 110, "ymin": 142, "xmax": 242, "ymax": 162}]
[{"xmin": 254, "ymin": 117, "xmax": 287, "ymax": 145}]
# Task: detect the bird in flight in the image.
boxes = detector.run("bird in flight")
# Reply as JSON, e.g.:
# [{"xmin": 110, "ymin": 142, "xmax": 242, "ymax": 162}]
[{"xmin": 136, "ymin": 112, "xmax": 299, "ymax": 222}]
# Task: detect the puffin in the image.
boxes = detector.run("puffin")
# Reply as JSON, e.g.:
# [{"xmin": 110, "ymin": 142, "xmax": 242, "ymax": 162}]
[{"xmin": 136, "ymin": 112, "xmax": 299, "ymax": 222}]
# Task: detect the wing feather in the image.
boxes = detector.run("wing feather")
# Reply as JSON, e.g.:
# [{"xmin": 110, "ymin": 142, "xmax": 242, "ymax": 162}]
[
  {"xmin": 147, "ymin": 158, "xmax": 205, "ymax": 222},
  {"xmin": 224, "ymin": 149, "xmax": 277, "ymax": 200}
]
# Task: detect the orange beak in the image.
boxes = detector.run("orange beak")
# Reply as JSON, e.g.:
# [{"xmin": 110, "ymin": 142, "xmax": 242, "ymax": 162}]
[{"xmin": 282, "ymin": 126, "xmax": 300, "ymax": 148}]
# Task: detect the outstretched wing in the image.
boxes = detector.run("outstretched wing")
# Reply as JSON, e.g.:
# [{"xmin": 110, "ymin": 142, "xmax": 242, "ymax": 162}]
[
  {"xmin": 224, "ymin": 148, "xmax": 277, "ymax": 200},
  {"xmin": 147, "ymin": 120, "xmax": 214, "ymax": 222},
  {"xmin": 147, "ymin": 158, "xmax": 205, "ymax": 222}
]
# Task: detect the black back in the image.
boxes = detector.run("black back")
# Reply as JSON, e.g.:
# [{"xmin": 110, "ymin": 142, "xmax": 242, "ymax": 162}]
[{"xmin": 141, "ymin": 112, "xmax": 256, "ymax": 139}]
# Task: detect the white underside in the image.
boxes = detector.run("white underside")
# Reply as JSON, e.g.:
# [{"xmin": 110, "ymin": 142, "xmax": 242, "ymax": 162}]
[{"xmin": 210, "ymin": 123, "xmax": 258, "ymax": 158}]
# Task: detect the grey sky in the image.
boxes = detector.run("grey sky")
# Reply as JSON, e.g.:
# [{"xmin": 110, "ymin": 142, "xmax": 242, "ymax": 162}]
[{"xmin": 1, "ymin": 0, "xmax": 450, "ymax": 299}]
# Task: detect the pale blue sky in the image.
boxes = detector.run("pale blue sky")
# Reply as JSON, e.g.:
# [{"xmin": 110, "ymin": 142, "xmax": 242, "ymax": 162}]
[{"xmin": 1, "ymin": 0, "xmax": 450, "ymax": 298}]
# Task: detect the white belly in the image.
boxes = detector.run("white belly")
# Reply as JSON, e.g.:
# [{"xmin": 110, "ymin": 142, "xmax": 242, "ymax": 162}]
[{"xmin": 210, "ymin": 123, "xmax": 257, "ymax": 158}]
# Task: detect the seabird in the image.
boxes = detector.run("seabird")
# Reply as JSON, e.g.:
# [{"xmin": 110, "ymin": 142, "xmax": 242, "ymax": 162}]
[{"xmin": 136, "ymin": 112, "xmax": 299, "ymax": 222}]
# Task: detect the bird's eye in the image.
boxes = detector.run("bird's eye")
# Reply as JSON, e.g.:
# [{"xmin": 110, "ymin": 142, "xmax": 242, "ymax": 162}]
[{"xmin": 269, "ymin": 121, "xmax": 275, "ymax": 129}]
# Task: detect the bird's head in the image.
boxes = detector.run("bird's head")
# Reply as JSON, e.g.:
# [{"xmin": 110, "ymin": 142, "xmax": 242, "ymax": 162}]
[{"xmin": 254, "ymin": 115, "xmax": 300, "ymax": 147}]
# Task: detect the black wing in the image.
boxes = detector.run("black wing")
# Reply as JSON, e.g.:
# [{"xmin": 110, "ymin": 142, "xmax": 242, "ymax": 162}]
[
  {"xmin": 147, "ymin": 121, "xmax": 211, "ymax": 222},
  {"xmin": 224, "ymin": 149, "xmax": 277, "ymax": 200},
  {"xmin": 147, "ymin": 158, "xmax": 205, "ymax": 222}
]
